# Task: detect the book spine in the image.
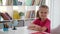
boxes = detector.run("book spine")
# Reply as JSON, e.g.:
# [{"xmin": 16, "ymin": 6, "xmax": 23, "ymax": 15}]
[
  {"xmin": 5, "ymin": 13, "xmax": 12, "ymax": 20},
  {"xmin": 13, "ymin": 0, "xmax": 18, "ymax": 5},
  {"xmin": 30, "ymin": 11, "xmax": 35, "ymax": 18},
  {"xmin": 1, "ymin": 13, "xmax": 10, "ymax": 20}
]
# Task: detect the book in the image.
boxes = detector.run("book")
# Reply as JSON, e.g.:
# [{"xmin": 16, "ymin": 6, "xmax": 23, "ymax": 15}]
[
  {"xmin": 18, "ymin": 0, "xmax": 25, "ymax": 6},
  {"xmin": 6, "ymin": 0, "xmax": 12, "ymax": 5},
  {"xmin": 30, "ymin": 10, "xmax": 35, "ymax": 18},
  {"xmin": 0, "ymin": 0, "xmax": 2, "ymax": 5},
  {"xmin": 5, "ymin": 12, "xmax": 12, "ymax": 20},
  {"xmin": 25, "ymin": 10, "xmax": 35, "ymax": 19},
  {"xmin": 41, "ymin": 0, "xmax": 46, "ymax": 5},
  {"xmin": 35, "ymin": 0, "xmax": 42, "ymax": 6},
  {"xmin": 1, "ymin": 13, "xmax": 10, "ymax": 20},
  {"xmin": 25, "ymin": 0, "xmax": 32, "ymax": 6},
  {"xmin": 13, "ymin": 0, "xmax": 18, "ymax": 5},
  {"xmin": 25, "ymin": 11, "xmax": 30, "ymax": 18}
]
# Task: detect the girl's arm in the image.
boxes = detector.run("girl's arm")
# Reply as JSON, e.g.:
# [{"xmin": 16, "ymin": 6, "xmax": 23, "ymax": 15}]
[
  {"xmin": 28, "ymin": 23, "xmax": 47, "ymax": 32},
  {"xmin": 28, "ymin": 23, "xmax": 36, "ymax": 30},
  {"xmin": 41, "ymin": 26, "xmax": 47, "ymax": 32},
  {"xmin": 41, "ymin": 20, "xmax": 50, "ymax": 32},
  {"xmin": 28, "ymin": 23, "xmax": 41, "ymax": 31}
]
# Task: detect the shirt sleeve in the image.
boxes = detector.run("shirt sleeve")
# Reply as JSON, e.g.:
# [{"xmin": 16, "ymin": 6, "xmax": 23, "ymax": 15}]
[{"xmin": 44, "ymin": 20, "xmax": 50, "ymax": 33}]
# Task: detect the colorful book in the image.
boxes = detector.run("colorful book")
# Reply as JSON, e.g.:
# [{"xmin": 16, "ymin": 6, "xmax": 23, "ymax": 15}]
[
  {"xmin": 35, "ymin": 0, "xmax": 41, "ymax": 5},
  {"xmin": 25, "ymin": 11, "xmax": 30, "ymax": 18},
  {"xmin": 25, "ymin": 0, "xmax": 32, "ymax": 6},
  {"xmin": 5, "ymin": 12, "xmax": 12, "ymax": 20},
  {"xmin": 30, "ymin": 10, "xmax": 35, "ymax": 18},
  {"xmin": 13, "ymin": 0, "xmax": 18, "ymax": 5},
  {"xmin": 41, "ymin": 0, "xmax": 46, "ymax": 5},
  {"xmin": 0, "ymin": 0, "xmax": 2, "ymax": 5},
  {"xmin": 25, "ymin": 10, "xmax": 35, "ymax": 19},
  {"xmin": 6, "ymin": 0, "xmax": 12, "ymax": 5},
  {"xmin": 1, "ymin": 13, "xmax": 10, "ymax": 20}
]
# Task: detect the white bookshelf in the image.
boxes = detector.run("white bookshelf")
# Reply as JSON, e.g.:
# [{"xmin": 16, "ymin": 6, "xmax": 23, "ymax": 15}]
[{"xmin": 0, "ymin": 0, "xmax": 46, "ymax": 27}]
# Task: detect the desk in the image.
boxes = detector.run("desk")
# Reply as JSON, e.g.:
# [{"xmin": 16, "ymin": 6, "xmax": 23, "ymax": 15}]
[{"xmin": 0, "ymin": 26, "xmax": 50, "ymax": 34}]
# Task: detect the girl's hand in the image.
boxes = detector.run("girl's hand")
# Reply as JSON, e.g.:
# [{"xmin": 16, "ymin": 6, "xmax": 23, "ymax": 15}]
[
  {"xmin": 28, "ymin": 24, "xmax": 41, "ymax": 31},
  {"xmin": 41, "ymin": 26, "xmax": 47, "ymax": 32},
  {"xmin": 34, "ymin": 25, "xmax": 41, "ymax": 31},
  {"xmin": 28, "ymin": 24, "xmax": 36, "ymax": 30}
]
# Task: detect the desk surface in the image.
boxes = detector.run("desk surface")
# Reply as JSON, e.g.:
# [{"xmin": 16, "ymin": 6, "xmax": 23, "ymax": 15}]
[{"xmin": 0, "ymin": 26, "xmax": 50, "ymax": 34}]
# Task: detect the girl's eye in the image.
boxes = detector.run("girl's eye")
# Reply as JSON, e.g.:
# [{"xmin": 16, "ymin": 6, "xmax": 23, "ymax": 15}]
[
  {"xmin": 45, "ymin": 12, "xmax": 47, "ymax": 14},
  {"xmin": 45, "ymin": 12, "xmax": 48, "ymax": 14},
  {"xmin": 39, "ymin": 11, "xmax": 47, "ymax": 14},
  {"xmin": 41, "ymin": 12, "xmax": 43, "ymax": 13}
]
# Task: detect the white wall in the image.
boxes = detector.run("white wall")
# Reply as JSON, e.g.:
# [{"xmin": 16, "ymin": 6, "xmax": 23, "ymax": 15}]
[
  {"xmin": 52, "ymin": 0, "xmax": 60, "ymax": 29},
  {"xmin": 46, "ymin": 0, "xmax": 60, "ymax": 29}
]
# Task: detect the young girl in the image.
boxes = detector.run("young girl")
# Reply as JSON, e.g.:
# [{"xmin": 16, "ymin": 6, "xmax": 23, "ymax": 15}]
[{"xmin": 28, "ymin": 5, "xmax": 50, "ymax": 33}]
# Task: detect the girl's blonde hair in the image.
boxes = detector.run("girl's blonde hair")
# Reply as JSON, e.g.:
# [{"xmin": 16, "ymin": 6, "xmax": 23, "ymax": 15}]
[{"xmin": 36, "ymin": 5, "xmax": 49, "ymax": 18}]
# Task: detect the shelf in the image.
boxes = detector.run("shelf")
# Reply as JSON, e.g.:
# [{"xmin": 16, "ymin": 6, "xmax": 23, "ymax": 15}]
[
  {"xmin": 0, "ymin": 20, "xmax": 12, "ymax": 23},
  {"xmin": 0, "ymin": 18, "xmax": 36, "ymax": 22}
]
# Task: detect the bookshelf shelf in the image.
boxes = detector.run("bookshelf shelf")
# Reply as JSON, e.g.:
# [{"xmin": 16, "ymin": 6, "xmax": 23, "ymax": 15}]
[{"xmin": 0, "ymin": 20, "xmax": 12, "ymax": 23}]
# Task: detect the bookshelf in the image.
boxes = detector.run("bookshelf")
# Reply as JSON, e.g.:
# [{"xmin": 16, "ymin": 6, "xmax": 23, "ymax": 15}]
[{"xmin": 0, "ymin": 0, "xmax": 46, "ymax": 26}]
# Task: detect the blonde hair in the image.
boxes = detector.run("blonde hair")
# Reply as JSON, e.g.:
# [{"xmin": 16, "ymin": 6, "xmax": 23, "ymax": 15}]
[{"xmin": 36, "ymin": 5, "xmax": 49, "ymax": 18}]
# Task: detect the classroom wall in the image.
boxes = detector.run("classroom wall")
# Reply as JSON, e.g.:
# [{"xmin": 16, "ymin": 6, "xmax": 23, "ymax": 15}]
[
  {"xmin": 51, "ymin": 0, "xmax": 60, "ymax": 29},
  {"xmin": 46, "ymin": 0, "xmax": 60, "ymax": 34},
  {"xmin": 46, "ymin": 0, "xmax": 60, "ymax": 30}
]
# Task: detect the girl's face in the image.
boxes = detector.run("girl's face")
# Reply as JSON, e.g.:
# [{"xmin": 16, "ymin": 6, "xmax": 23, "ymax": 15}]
[{"xmin": 39, "ymin": 7, "xmax": 48, "ymax": 19}]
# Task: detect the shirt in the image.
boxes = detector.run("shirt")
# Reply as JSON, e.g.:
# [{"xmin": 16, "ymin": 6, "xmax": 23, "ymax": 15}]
[{"xmin": 33, "ymin": 18, "xmax": 50, "ymax": 33}]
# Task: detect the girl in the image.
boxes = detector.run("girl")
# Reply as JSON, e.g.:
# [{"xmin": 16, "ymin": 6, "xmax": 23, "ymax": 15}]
[{"xmin": 28, "ymin": 5, "xmax": 50, "ymax": 33}]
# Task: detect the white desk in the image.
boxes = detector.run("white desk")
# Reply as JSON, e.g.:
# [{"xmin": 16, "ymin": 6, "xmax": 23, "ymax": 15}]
[{"xmin": 0, "ymin": 26, "xmax": 50, "ymax": 34}]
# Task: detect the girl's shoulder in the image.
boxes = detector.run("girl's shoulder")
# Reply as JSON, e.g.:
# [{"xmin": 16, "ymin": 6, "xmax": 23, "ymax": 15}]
[{"xmin": 46, "ymin": 18, "xmax": 51, "ymax": 23}]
